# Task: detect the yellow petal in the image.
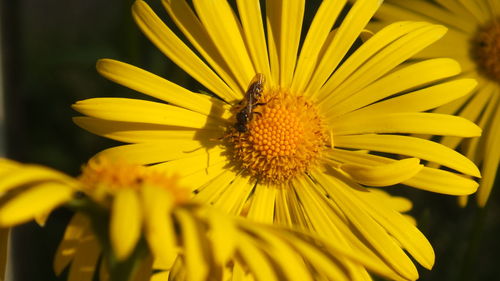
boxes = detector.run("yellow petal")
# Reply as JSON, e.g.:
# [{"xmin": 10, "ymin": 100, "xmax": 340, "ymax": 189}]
[
  {"xmin": 334, "ymin": 78, "xmax": 477, "ymax": 119},
  {"xmin": 73, "ymin": 98, "xmax": 220, "ymax": 129},
  {"xmin": 291, "ymin": 0, "xmax": 346, "ymax": 93},
  {"xmin": 96, "ymin": 59, "xmax": 230, "ymax": 117},
  {"xmin": 246, "ymin": 184, "xmax": 276, "ymax": 223},
  {"xmin": 323, "ymin": 58, "xmax": 464, "ymax": 118},
  {"xmin": 332, "ymin": 113, "xmax": 481, "ymax": 137},
  {"xmin": 191, "ymin": 0, "xmax": 255, "ymax": 90},
  {"xmin": 54, "ymin": 213, "xmax": 90, "ymax": 276},
  {"xmin": 318, "ymin": 21, "xmax": 430, "ymax": 103},
  {"xmin": 162, "ymin": 0, "xmax": 244, "ymax": 97},
  {"xmin": 236, "ymin": 236, "xmax": 279, "ymax": 281},
  {"xmin": 132, "ymin": 0, "xmax": 238, "ymax": 102},
  {"xmin": 0, "ymin": 164, "xmax": 77, "ymax": 194},
  {"xmin": 73, "ymin": 117, "xmax": 221, "ymax": 144},
  {"xmin": 175, "ymin": 209, "xmax": 209, "ymax": 281},
  {"xmin": 341, "ymin": 158, "xmax": 423, "ymax": 187},
  {"xmin": 67, "ymin": 232, "xmax": 101, "ymax": 281},
  {"xmin": 0, "ymin": 182, "xmax": 73, "ymax": 227},
  {"xmin": 141, "ymin": 185, "xmax": 177, "ymax": 269},
  {"xmin": 335, "ymin": 134, "xmax": 481, "ymax": 177},
  {"xmin": 328, "ymin": 149, "xmax": 479, "ymax": 195},
  {"xmin": 307, "ymin": 0, "xmax": 382, "ymax": 96},
  {"xmin": 204, "ymin": 209, "xmax": 238, "ymax": 266},
  {"xmin": 110, "ymin": 189, "xmax": 142, "ymax": 260},
  {"xmin": 236, "ymin": 0, "xmax": 272, "ymax": 83}
]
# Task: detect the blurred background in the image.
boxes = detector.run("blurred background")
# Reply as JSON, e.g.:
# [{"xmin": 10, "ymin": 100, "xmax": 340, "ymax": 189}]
[{"xmin": 0, "ymin": 0, "xmax": 499, "ymax": 280}]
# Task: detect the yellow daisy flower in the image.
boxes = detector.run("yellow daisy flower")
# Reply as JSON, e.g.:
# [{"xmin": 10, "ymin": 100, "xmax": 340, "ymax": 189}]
[
  {"xmin": 370, "ymin": 0, "xmax": 499, "ymax": 207},
  {"xmin": 73, "ymin": 0, "xmax": 482, "ymax": 279},
  {"xmin": 0, "ymin": 158, "xmax": 408, "ymax": 281}
]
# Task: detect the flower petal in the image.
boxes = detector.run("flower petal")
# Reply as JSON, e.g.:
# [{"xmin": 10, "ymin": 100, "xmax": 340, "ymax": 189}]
[
  {"xmin": 323, "ymin": 58, "xmax": 465, "ymax": 118},
  {"xmin": 192, "ymin": 0, "xmax": 255, "ymax": 90},
  {"xmin": 340, "ymin": 158, "xmax": 423, "ymax": 187},
  {"xmin": 141, "ymin": 185, "xmax": 177, "ymax": 268},
  {"xmin": 319, "ymin": 23, "xmax": 447, "ymax": 103},
  {"xmin": 73, "ymin": 98, "xmax": 222, "ymax": 129},
  {"xmin": 330, "ymin": 78, "xmax": 477, "ymax": 120},
  {"xmin": 162, "ymin": 0, "xmax": 243, "ymax": 96},
  {"xmin": 132, "ymin": 0, "xmax": 237, "ymax": 102},
  {"xmin": 328, "ymin": 149, "xmax": 479, "ymax": 195},
  {"xmin": 96, "ymin": 59, "xmax": 230, "ymax": 117},
  {"xmin": 335, "ymin": 134, "xmax": 481, "ymax": 177},
  {"xmin": 332, "ymin": 113, "xmax": 481, "ymax": 137},
  {"xmin": 110, "ymin": 189, "xmax": 142, "ymax": 260},
  {"xmin": 73, "ymin": 117, "xmax": 221, "ymax": 144},
  {"xmin": 175, "ymin": 209, "xmax": 209, "ymax": 281},
  {"xmin": 306, "ymin": 0, "xmax": 382, "ymax": 96},
  {"xmin": 246, "ymin": 184, "xmax": 276, "ymax": 223},
  {"xmin": 291, "ymin": 0, "xmax": 346, "ymax": 93},
  {"xmin": 236, "ymin": 0, "xmax": 272, "ymax": 83},
  {"xmin": 54, "ymin": 213, "xmax": 90, "ymax": 275},
  {"xmin": 0, "ymin": 182, "xmax": 73, "ymax": 227}
]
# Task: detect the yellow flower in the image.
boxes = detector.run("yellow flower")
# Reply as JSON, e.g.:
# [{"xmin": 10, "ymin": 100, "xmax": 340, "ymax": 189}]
[
  {"xmin": 370, "ymin": 0, "xmax": 500, "ymax": 207},
  {"xmin": 0, "ymin": 158, "xmax": 409, "ymax": 281},
  {"xmin": 73, "ymin": 0, "xmax": 482, "ymax": 279}
]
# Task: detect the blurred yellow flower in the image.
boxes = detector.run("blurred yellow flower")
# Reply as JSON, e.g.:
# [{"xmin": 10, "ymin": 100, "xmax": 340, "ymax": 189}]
[
  {"xmin": 371, "ymin": 0, "xmax": 499, "ymax": 207},
  {"xmin": 73, "ymin": 0, "xmax": 483, "ymax": 279},
  {"xmin": 0, "ymin": 158, "xmax": 412, "ymax": 281}
]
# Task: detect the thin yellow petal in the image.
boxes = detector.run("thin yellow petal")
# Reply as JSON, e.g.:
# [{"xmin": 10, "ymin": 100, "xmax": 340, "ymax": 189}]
[
  {"xmin": 175, "ymin": 209, "xmax": 209, "ymax": 281},
  {"xmin": 332, "ymin": 113, "xmax": 481, "ymax": 137},
  {"xmin": 0, "ymin": 164, "xmax": 77, "ymax": 194},
  {"xmin": 331, "ymin": 78, "xmax": 477, "ymax": 120},
  {"xmin": 73, "ymin": 98, "xmax": 221, "ymax": 129},
  {"xmin": 73, "ymin": 117, "xmax": 221, "ymax": 144},
  {"xmin": 204, "ymin": 209, "xmax": 238, "ymax": 266},
  {"xmin": 335, "ymin": 134, "xmax": 481, "ymax": 177},
  {"xmin": 323, "ymin": 58, "xmax": 464, "ymax": 118},
  {"xmin": 211, "ymin": 175, "xmax": 254, "ymax": 216},
  {"xmin": 132, "ymin": 0, "xmax": 237, "ymax": 102},
  {"xmin": 67, "ymin": 232, "xmax": 101, "ymax": 281},
  {"xmin": 96, "ymin": 59, "xmax": 230, "ymax": 117},
  {"xmin": 319, "ymin": 23, "xmax": 447, "ymax": 102},
  {"xmin": 328, "ymin": 149, "xmax": 479, "ymax": 195},
  {"xmin": 0, "ymin": 182, "xmax": 73, "ymax": 227},
  {"xmin": 341, "ymin": 158, "xmax": 423, "ymax": 187},
  {"xmin": 162, "ymin": 0, "xmax": 244, "ymax": 97},
  {"xmin": 307, "ymin": 0, "xmax": 382, "ymax": 96},
  {"xmin": 110, "ymin": 189, "xmax": 142, "ymax": 260},
  {"xmin": 236, "ymin": 0, "xmax": 272, "ymax": 83},
  {"xmin": 192, "ymin": 0, "xmax": 255, "ymax": 90},
  {"xmin": 141, "ymin": 185, "xmax": 177, "ymax": 268},
  {"xmin": 291, "ymin": 0, "xmax": 346, "ymax": 93},
  {"xmin": 312, "ymin": 171, "xmax": 419, "ymax": 280},
  {"xmin": 278, "ymin": 0, "xmax": 305, "ymax": 87},
  {"xmin": 236, "ymin": 237, "xmax": 279, "ymax": 281},
  {"xmin": 246, "ymin": 184, "xmax": 276, "ymax": 223},
  {"xmin": 93, "ymin": 141, "xmax": 218, "ymax": 166},
  {"xmin": 54, "ymin": 213, "xmax": 90, "ymax": 276},
  {"xmin": 318, "ymin": 21, "xmax": 430, "ymax": 103}
]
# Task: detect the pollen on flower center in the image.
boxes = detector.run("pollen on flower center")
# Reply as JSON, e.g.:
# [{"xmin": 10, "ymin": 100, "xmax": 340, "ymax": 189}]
[
  {"xmin": 225, "ymin": 89, "xmax": 328, "ymax": 184},
  {"xmin": 473, "ymin": 18, "xmax": 500, "ymax": 82},
  {"xmin": 79, "ymin": 157, "xmax": 189, "ymax": 204}
]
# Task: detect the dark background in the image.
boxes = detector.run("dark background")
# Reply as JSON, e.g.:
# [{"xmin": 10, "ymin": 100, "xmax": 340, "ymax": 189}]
[{"xmin": 1, "ymin": 0, "xmax": 499, "ymax": 280}]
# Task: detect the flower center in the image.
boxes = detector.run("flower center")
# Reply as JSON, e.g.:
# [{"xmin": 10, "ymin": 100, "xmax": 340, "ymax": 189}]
[
  {"xmin": 79, "ymin": 157, "xmax": 189, "ymax": 204},
  {"xmin": 225, "ymin": 89, "xmax": 328, "ymax": 184},
  {"xmin": 473, "ymin": 18, "xmax": 500, "ymax": 82}
]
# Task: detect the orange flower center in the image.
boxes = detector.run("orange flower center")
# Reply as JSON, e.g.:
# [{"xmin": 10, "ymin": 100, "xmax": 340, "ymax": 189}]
[
  {"xmin": 225, "ymin": 89, "xmax": 328, "ymax": 184},
  {"xmin": 79, "ymin": 157, "xmax": 189, "ymax": 204},
  {"xmin": 474, "ymin": 18, "xmax": 500, "ymax": 82}
]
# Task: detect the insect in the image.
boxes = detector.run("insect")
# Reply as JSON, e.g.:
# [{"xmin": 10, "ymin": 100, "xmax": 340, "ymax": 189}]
[{"xmin": 235, "ymin": 73, "xmax": 266, "ymax": 133}]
